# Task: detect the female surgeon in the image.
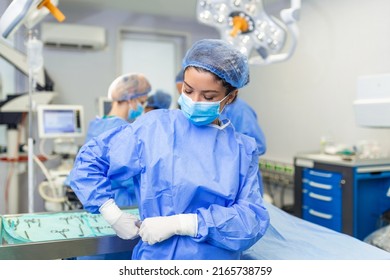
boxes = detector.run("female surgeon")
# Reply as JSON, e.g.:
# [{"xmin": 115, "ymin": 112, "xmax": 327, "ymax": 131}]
[
  {"xmin": 175, "ymin": 63, "xmax": 267, "ymax": 196},
  {"xmin": 69, "ymin": 39, "xmax": 270, "ymax": 260}
]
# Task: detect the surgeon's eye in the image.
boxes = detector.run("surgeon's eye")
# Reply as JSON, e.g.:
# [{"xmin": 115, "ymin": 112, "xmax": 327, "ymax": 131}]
[
  {"xmin": 203, "ymin": 95, "xmax": 214, "ymax": 101},
  {"xmin": 183, "ymin": 89, "xmax": 193, "ymax": 95}
]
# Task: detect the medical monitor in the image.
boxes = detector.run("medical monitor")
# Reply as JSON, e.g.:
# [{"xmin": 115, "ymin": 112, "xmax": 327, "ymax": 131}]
[
  {"xmin": 97, "ymin": 97, "xmax": 111, "ymax": 117},
  {"xmin": 37, "ymin": 104, "xmax": 85, "ymax": 139}
]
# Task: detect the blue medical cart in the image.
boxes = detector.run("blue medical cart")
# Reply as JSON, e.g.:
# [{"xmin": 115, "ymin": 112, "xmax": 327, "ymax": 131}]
[{"xmin": 293, "ymin": 153, "xmax": 390, "ymax": 240}]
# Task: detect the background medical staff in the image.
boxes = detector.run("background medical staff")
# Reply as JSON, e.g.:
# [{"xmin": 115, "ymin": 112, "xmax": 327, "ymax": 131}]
[
  {"xmin": 81, "ymin": 73, "xmax": 151, "ymax": 208},
  {"xmin": 75, "ymin": 73, "xmax": 151, "ymax": 260},
  {"xmin": 144, "ymin": 89, "xmax": 172, "ymax": 113},
  {"xmin": 69, "ymin": 39, "xmax": 269, "ymax": 260},
  {"xmin": 86, "ymin": 73, "xmax": 151, "ymax": 143}
]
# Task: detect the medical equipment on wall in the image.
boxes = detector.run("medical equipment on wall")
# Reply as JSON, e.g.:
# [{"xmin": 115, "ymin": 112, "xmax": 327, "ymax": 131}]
[
  {"xmin": 259, "ymin": 158, "xmax": 294, "ymax": 211},
  {"xmin": 196, "ymin": 0, "xmax": 300, "ymax": 65},
  {"xmin": 354, "ymin": 73, "xmax": 390, "ymax": 128},
  {"xmin": 35, "ymin": 104, "xmax": 85, "ymax": 212},
  {"xmin": 352, "ymin": 74, "xmax": 390, "ymax": 160},
  {"xmin": 0, "ymin": 0, "xmax": 65, "ymax": 214},
  {"xmin": 0, "ymin": 91, "xmax": 56, "ymax": 215}
]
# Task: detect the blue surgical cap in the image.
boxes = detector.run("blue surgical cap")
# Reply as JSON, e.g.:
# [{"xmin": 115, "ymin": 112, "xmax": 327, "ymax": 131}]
[
  {"xmin": 146, "ymin": 90, "xmax": 172, "ymax": 109},
  {"xmin": 108, "ymin": 73, "xmax": 151, "ymax": 101},
  {"xmin": 182, "ymin": 39, "xmax": 249, "ymax": 89}
]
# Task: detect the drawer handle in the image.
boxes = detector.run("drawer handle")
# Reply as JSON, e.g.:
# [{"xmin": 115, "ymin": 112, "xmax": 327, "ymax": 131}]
[
  {"xmin": 309, "ymin": 170, "xmax": 333, "ymax": 178},
  {"xmin": 309, "ymin": 192, "xmax": 332, "ymax": 202},
  {"xmin": 308, "ymin": 209, "xmax": 332, "ymax": 219},
  {"xmin": 309, "ymin": 181, "xmax": 332, "ymax": 190}
]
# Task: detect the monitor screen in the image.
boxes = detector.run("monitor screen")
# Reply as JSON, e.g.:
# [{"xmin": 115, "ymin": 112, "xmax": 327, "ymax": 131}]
[
  {"xmin": 97, "ymin": 97, "xmax": 111, "ymax": 117},
  {"xmin": 37, "ymin": 105, "xmax": 85, "ymax": 139}
]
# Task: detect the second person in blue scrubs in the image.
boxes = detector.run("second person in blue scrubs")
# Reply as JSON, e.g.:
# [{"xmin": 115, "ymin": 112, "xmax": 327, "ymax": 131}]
[{"xmin": 76, "ymin": 73, "xmax": 151, "ymax": 260}]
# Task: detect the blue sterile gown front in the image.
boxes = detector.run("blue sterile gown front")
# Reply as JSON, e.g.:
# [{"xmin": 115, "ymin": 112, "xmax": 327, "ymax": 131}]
[
  {"xmin": 69, "ymin": 109, "xmax": 269, "ymax": 260},
  {"xmin": 74, "ymin": 116, "xmax": 136, "ymax": 260},
  {"xmin": 85, "ymin": 116, "xmax": 137, "ymax": 208}
]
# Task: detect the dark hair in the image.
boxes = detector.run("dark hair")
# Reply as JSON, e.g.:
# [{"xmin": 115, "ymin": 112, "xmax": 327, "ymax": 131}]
[{"xmin": 186, "ymin": 66, "xmax": 237, "ymax": 96}]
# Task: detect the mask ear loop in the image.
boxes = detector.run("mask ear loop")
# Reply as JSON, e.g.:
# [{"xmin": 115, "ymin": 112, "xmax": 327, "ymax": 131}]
[{"xmin": 219, "ymin": 91, "xmax": 234, "ymax": 114}]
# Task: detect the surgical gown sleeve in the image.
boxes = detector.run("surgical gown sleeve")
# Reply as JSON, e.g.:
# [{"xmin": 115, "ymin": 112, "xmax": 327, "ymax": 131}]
[
  {"xmin": 69, "ymin": 125, "xmax": 142, "ymax": 214},
  {"xmin": 195, "ymin": 139, "xmax": 270, "ymax": 252}
]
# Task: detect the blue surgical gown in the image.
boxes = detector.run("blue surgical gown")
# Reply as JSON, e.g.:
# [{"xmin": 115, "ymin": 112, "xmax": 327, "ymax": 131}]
[
  {"xmin": 220, "ymin": 98, "xmax": 266, "ymax": 155},
  {"xmin": 221, "ymin": 98, "xmax": 266, "ymax": 195},
  {"xmin": 78, "ymin": 116, "xmax": 136, "ymax": 260},
  {"xmin": 85, "ymin": 116, "xmax": 128, "ymax": 143},
  {"xmin": 85, "ymin": 116, "xmax": 137, "ymax": 208},
  {"xmin": 69, "ymin": 109, "xmax": 269, "ymax": 260}
]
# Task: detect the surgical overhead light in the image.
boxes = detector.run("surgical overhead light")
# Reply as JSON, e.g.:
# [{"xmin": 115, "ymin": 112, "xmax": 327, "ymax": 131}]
[
  {"xmin": 0, "ymin": 0, "xmax": 65, "ymax": 39},
  {"xmin": 197, "ymin": 0, "xmax": 301, "ymax": 65}
]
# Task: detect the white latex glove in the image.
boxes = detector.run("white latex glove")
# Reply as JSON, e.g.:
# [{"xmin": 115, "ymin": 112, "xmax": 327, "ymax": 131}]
[
  {"xmin": 139, "ymin": 214, "xmax": 198, "ymax": 245},
  {"xmin": 99, "ymin": 199, "xmax": 140, "ymax": 240}
]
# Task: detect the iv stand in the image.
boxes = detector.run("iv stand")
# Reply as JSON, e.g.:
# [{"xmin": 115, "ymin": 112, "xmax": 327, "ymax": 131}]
[
  {"xmin": 28, "ymin": 65, "xmax": 34, "ymax": 213},
  {"xmin": 26, "ymin": 29, "xmax": 43, "ymax": 213}
]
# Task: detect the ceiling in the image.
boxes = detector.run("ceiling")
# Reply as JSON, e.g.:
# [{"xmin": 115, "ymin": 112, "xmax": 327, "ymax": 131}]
[
  {"xmin": 60, "ymin": 0, "xmax": 286, "ymax": 20},
  {"xmin": 61, "ymin": 0, "xmax": 199, "ymax": 20}
]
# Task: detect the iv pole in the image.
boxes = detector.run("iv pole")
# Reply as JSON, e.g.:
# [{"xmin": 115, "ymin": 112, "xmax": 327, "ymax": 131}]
[
  {"xmin": 27, "ymin": 30, "xmax": 43, "ymax": 213},
  {"xmin": 28, "ymin": 69, "xmax": 34, "ymax": 213}
]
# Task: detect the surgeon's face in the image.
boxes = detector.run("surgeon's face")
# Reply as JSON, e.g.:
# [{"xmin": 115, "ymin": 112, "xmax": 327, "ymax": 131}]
[
  {"xmin": 182, "ymin": 67, "xmax": 235, "ymax": 105},
  {"xmin": 127, "ymin": 95, "xmax": 147, "ymax": 111}
]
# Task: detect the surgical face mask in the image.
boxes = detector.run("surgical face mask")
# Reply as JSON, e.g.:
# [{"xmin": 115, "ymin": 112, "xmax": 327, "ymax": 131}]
[
  {"xmin": 178, "ymin": 92, "xmax": 230, "ymax": 126},
  {"xmin": 128, "ymin": 102, "xmax": 144, "ymax": 121}
]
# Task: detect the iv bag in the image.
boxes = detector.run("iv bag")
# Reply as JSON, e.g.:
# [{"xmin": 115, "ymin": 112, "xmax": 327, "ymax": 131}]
[{"xmin": 26, "ymin": 31, "xmax": 43, "ymax": 73}]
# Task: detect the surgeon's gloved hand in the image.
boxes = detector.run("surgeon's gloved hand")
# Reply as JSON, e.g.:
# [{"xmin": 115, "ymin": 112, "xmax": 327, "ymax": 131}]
[
  {"xmin": 139, "ymin": 214, "xmax": 198, "ymax": 245},
  {"xmin": 99, "ymin": 199, "xmax": 140, "ymax": 240}
]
